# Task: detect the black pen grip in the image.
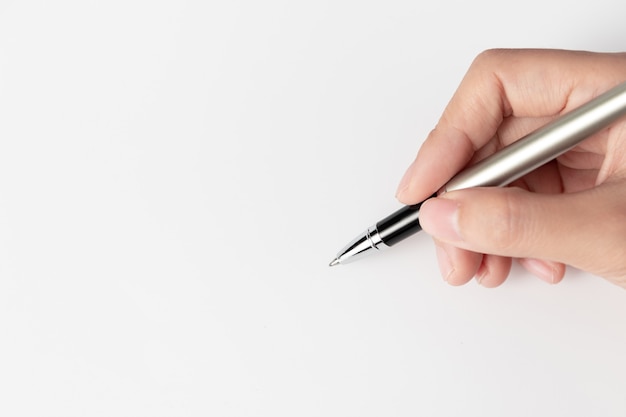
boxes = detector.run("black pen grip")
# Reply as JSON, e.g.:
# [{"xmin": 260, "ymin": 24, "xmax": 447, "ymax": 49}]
[{"xmin": 376, "ymin": 195, "xmax": 434, "ymax": 246}]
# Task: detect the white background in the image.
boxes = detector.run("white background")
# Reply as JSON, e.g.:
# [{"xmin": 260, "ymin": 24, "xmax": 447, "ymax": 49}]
[{"xmin": 0, "ymin": 0, "xmax": 625, "ymax": 416}]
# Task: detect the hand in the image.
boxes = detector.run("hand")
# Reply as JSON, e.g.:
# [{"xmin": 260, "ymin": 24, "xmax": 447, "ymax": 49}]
[{"xmin": 396, "ymin": 49, "xmax": 626, "ymax": 288}]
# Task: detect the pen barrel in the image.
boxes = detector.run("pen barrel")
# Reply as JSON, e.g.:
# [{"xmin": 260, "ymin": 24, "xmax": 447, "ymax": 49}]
[{"xmin": 443, "ymin": 80, "xmax": 626, "ymax": 192}]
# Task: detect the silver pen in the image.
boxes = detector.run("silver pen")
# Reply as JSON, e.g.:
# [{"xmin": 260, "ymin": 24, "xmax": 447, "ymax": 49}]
[{"xmin": 330, "ymin": 80, "xmax": 626, "ymax": 266}]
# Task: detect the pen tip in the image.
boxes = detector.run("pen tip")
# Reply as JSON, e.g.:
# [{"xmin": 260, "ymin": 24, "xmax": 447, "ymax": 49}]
[{"xmin": 329, "ymin": 258, "xmax": 340, "ymax": 267}]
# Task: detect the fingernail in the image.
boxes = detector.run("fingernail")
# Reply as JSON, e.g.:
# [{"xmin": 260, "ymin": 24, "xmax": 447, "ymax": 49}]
[
  {"xmin": 435, "ymin": 243, "xmax": 454, "ymax": 283},
  {"xmin": 474, "ymin": 263, "xmax": 487, "ymax": 286},
  {"xmin": 396, "ymin": 161, "xmax": 416, "ymax": 198},
  {"xmin": 420, "ymin": 198, "xmax": 462, "ymax": 242},
  {"xmin": 519, "ymin": 258, "xmax": 556, "ymax": 284}
]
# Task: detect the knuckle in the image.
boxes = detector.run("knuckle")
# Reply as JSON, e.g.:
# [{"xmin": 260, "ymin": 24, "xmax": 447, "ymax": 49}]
[{"xmin": 471, "ymin": 48, "xmax": 508, "ymax": 69}]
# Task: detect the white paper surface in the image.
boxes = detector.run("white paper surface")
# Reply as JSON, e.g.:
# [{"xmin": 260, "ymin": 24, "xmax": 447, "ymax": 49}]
[{"xmin": 0, "ymin": 1, "xmax": 625, "ymax": 416}]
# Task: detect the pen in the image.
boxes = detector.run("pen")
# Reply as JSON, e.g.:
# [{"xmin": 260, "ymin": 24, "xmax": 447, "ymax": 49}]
[{"xmin": 329, "ymin": 80, "xmax": 626, "ymax": 266}]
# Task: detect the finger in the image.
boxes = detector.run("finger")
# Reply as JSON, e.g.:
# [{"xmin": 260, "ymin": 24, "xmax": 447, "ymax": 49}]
[
  {"xmin": 397, "ymin": 49, "xmax": 626, "ymax": 205},
  {"xmin": 517, "ymin": 258, "xmax": 566, "ymax": 284},
  {"xmin": 418, "ymin": 183, "xmax": 626, "ymax": 280},
  {"xmin": 432, "ymin": 239, "xmax": 481, "ymax": 286},
  {"xmin": 474, "ymin": 254, "xmax": 512, "ymax": 288}
]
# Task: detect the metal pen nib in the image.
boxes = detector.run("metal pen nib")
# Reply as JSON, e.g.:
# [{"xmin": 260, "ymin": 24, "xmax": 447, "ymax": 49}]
[
  {"xmin": 329, "ymin": 225, "xmax": 390, "ymax": 266},
  {"xmin": 330, "ymin": 198, "xmax": 431, "ymax": 266}
]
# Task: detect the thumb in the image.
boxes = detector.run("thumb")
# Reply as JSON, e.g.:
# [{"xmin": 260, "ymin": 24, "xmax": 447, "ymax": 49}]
[{"xmin": 418, "ymin": 184, "xmax": 626, "ymax": 282}]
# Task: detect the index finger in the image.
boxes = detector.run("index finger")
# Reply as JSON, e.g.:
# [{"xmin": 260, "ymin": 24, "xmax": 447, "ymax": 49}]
[{"xmin": 396, "ymin": 48, "xmax": 623, "ymax": 204}]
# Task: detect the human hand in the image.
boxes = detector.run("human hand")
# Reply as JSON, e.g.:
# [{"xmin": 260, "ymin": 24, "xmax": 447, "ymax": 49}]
[{"xmin": 396, "ymin": 49, "xmax": 626, "ymax": 288}]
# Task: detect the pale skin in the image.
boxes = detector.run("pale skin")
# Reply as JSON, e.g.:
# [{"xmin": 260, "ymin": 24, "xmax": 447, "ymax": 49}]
[{"xmin": 396, "ymin": 49, "xmax": 626, "ymax": 289}]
